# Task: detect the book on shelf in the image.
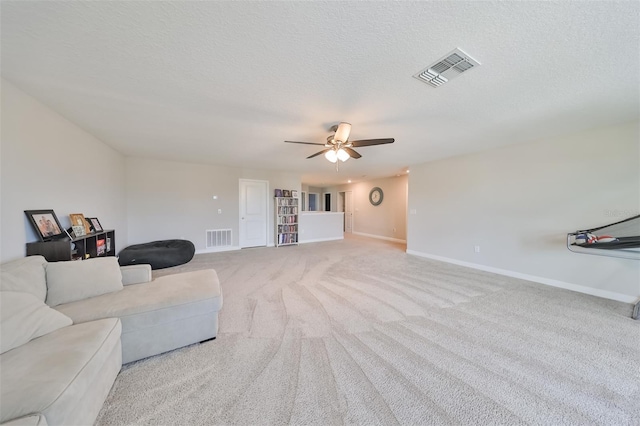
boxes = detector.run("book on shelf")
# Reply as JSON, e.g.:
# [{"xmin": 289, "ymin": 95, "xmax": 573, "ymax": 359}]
[{"xmin": 97, "ymin": 239, "xmax": 106, "ymax": 256}]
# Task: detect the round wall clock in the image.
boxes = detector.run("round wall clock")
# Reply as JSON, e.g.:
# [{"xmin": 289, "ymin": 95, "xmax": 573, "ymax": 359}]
[{"xmin": 369, "ymin": 187, "xmax": 383, "ymax": 206}]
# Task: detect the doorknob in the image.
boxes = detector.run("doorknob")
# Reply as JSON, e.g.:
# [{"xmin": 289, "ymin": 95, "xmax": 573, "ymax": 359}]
[{"xmin": 241, "ymin": 217, "xmax": 245, "ymax": 220}]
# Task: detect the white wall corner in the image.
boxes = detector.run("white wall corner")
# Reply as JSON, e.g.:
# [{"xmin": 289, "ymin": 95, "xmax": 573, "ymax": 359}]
[{"xmin": 406, "ymin": 249, "xmax": 638, "ymax": 304}]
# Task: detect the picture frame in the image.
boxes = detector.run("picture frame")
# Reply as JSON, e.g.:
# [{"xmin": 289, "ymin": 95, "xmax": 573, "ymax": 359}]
[
  {"xmin": 88, "ymin": 217, "xmax": 103, "ymax": 232},
  {"xmin": 71, "ymin": 225, "xmax": 86, "ymax": 238},
  {"xmin": 24, "ymin": 210, "xmax": 65, "ymax": 241},
  {"xmin": 291, "ymin": 190, "xmax": 299, "ymax": 198},
  {"xmin": 275, "ymin": 189, "xmax": 283, "ymax": 197},
  {"xmin": 283, "ymin": 190, "xmax": 291, "ymax": 197},
  {"xmin": 69, "ymin": 213, "xmax": 92, "ymax": 235}
]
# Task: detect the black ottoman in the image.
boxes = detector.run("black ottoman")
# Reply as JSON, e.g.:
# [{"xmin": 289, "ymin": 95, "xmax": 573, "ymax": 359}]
[{"xmin": 118, "ymin": 240, "xmax": 195, "ymax": 270}]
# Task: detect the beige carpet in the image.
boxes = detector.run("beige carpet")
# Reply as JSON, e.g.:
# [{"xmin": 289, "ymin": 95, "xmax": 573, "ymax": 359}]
[{"xmin": 96, "ymin": 235, "xmax": 640, "ymax": 425}]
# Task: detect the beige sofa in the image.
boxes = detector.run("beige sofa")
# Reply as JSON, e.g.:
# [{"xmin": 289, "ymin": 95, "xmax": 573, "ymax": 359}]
[{"xmin": 0, "ymin": 255, "xmax": 222, "ymax": 425}]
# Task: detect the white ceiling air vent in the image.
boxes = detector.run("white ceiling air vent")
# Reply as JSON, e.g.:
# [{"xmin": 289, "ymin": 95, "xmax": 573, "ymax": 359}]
[{"xmin": 414, "ymin": 48, "xmax": 481, "ymax": 88}]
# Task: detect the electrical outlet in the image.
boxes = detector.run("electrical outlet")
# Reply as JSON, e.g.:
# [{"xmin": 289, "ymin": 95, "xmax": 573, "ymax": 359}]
[
  {"xmin": 474, "ymin": 245, "xmax": 480, "ymax": 253},
  {"xmin": 410, "ymin": 209, "xmax": 417, "ymax": 214},
  {"xmin": 218, "ymin": 209, "xmax": 222, "ymax": 214}
]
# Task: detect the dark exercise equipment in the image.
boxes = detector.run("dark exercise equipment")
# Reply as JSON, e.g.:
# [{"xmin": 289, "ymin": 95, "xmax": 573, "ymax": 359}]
[
  {"xmin": 568, "ymin": 214, "xmax": 640, "ymax": 256},
  {"xmin": 573, "ymin": 236, "xmax": 640, "ymax": 250},
  {"xmin": 118, "ymin": 239, "xmax": 195, "ymax": 270},
  {"xmin": 567, "ymin": 215, "xmax": 640, "ymax": 320}
]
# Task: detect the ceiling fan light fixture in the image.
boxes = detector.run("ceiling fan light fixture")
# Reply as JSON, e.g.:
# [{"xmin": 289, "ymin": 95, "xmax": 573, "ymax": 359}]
[
  {"xmin": 284, "ymin": 122, "xmax": 394, "ymax": 167},
  {"xmin": 325, "ymin": 150, "xmax": 338, "ymax": 163},
  {"xmin": 334, "ymin": 122, "xmax": 351, "ymax": 143},
  {"xmin": 336, "ymin": 148, "xmax": 350, "ymax": 162}
]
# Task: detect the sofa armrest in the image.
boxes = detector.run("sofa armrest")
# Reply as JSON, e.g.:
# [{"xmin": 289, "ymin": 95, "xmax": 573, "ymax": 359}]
[
  {"xmin": 120, "ymin": 264, "xmax": 152, "ymax": 286},
  {"xmin": 1, "ymin": 414, "xmax": 48, "ymax": 426}
]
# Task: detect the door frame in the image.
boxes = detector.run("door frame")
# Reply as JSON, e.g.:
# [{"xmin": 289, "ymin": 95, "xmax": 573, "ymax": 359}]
[
  {"xmin": 344, "ymin": 190, "xmax": 353, "ymax": 233},
  {"xmin": 337, "ymin": 191, "xmax": 345, "ymax": 231},
  {"xmin": 337, "ymin": 192, "xmax": 344, "ymax": 215},
  {"xmin": 238, "ymin": 178, "xmax": 269, "ymax": 248}
]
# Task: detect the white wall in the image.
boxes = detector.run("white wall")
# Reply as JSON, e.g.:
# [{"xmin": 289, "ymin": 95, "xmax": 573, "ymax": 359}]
[
  {"xmin": 407, "ymin": 121, "xmax": 640, "ymax": 300},
  {"xmin": 299, "ymin": 212, "xmax": 344, "ymax": 243},
  {"xmin": 0, "ymin": 79, "xmax": 127, "ymax": 262},
  {"xmin": 322, "ymin": 175, "xmax": 408, "ymax": 242},
  {"xmin": 125, "ymin": 157, "xmax": 300, "ymax": 251}
]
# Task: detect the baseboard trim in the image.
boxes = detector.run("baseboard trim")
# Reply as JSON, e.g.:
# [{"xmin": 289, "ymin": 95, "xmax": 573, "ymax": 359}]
[
  {"xmin": 406, "ymin": 249, "xmax": 637, "ymax": 304},
  {"xmin": 352, "ymin": 232, "xmax": 406, "ymax": 244},
  {"xmin": 195, "ymin": 246, "xmax": 240, "ymax": 254},
  {"xmin": 299, "ymin": 236, "xmax": 344, "ymax": 244}
]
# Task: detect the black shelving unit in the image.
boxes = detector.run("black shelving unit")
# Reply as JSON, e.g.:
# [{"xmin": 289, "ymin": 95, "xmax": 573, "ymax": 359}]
[{"xmin": 26, "ymin": 230, "xmax": 116, "ymax": 262}]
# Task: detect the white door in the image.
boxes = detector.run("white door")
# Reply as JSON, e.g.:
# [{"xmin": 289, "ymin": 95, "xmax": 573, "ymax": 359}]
[
  {"xmin": 344, "ymin": 191, "xmax": 353, "ymax": 233},
  {"xmin": 239, "ymin": 179, "xmax": 268, "ymax": 248}
]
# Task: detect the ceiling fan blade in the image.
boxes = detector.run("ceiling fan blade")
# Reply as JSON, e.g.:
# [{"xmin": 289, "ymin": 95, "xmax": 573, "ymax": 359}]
[
  {"xmin": 343, "ymin": 147, "xmax": 362, "ymax": 159},
  {"xmin": 284, "ymin": 141, "xmax": 326, "ymax": 146},
  {"xmin": 307, "ymin": 148, "xmax": 331, "ymax": 159},
  {"xmin": 350, "ymin": 138, "xmax": 395, "ymax": 147}
]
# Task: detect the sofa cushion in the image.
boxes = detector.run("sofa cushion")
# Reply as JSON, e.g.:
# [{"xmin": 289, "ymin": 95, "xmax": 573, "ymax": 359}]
[
  {"xmin": 0, "ymin": 318, "xmax": 121, "ymax": 425},
  {"xmin": 45, "ymin": 257, "xmax": 123, "ymax": 307},
  {"xmin": 0, "ymin": 256, "xmax": 47, "ymax": 301},
  {"xmin": 55, "ymin": 269, "xmax": 222, "ymax": 323},
  {"xmin": 55, "ymin": 269, "xmax": 222, "ymax": 362},
  {"xmin": 0, "ymin": 291, "xmax": 72, "ymax": 354},
  {"xmin": 120, "ymin": 264, "xmax": 152, "ymax": 286}
]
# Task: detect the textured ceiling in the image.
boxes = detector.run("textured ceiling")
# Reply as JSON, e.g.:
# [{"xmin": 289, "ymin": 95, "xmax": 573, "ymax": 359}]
[{"xmin": 1, "ymin": 1, "xmax": 639, "ymax": 185}]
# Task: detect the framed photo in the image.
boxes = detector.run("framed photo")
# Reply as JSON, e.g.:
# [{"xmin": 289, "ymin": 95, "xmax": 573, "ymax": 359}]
[
  {"xmin": 291, "ymin": 190, "xmax": 299, "ymax": 198},
  {"xmin": 71, "ymin": 225, "xmax": 85, "ymax": 238},
  {"xmin": 88, "ymin": 217, "xmax": 103, "ymax": 232},
  {"xmin": 69, "ymin": 213, "xmax": 92, "ymax": 235},
  {"xmin": 283, "ymin": 190, "xmax": 291, "ymax": 197},
  {"xmin": 24, "ymin": 210, "xmax": 65, "ymax": 241},
  {"xmin": 274, "ymin": 189, "xmax": 283, "ymax": 197}
]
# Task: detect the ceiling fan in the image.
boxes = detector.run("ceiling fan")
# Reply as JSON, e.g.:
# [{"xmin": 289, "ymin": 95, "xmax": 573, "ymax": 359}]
[{"xmin": 285, "ymin": 122, "xmax": 394, "ymax": 170}]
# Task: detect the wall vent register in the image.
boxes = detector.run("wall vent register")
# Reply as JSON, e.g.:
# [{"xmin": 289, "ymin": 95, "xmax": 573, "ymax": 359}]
[
  {"xmin": 206, "ymin": 229, "xmax": 232, "ymax": 249},
  {"xmin": 414, "ymin": 48, "xmax": 481, "ymax": 88}
]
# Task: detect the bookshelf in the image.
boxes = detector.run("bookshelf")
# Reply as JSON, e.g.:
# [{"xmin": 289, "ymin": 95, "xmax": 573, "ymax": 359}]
[
  {"xmin": 275, "ymin": 197, "xmax": 298, "ymax": 247},
  {"xmin": 26, "ymin": 230, "xmax": 116, "ymax": 262}
]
